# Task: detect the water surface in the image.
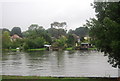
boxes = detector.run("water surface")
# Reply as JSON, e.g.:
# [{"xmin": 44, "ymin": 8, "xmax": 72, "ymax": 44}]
[{"xmin": 2, "ymin": 50, "xmax": 118, "ymax": 77}]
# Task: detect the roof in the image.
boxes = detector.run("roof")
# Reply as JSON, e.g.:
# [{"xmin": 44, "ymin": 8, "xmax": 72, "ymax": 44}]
[
  {"xmin": 44, "ymin": 45, "xmax": 51, "ymax": 47},
  {"xmin": 81, "ymin": 43, "xmax": 89, "ymax": 45}
]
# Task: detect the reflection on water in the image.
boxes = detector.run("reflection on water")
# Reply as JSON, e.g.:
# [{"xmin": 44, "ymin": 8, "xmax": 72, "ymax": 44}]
[{"xmin": 2, "ymin": 51, "xmax": 118, "ymax": 77}]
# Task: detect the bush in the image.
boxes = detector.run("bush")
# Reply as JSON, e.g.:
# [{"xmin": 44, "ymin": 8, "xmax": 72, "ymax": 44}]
[{"xmin": 23, "ymin": 37, "xmax": 45, "ymax": 50}]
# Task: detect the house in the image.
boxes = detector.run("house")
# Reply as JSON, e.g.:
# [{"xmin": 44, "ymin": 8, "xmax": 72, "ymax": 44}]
[{"xmin": 11, "ymin": 34, "xmax": 22, "ymax": 41}]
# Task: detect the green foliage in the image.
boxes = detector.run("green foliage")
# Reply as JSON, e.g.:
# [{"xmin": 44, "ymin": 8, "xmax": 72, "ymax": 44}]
[
  {"xmin": 23, "ymin": 24, "xmax": 52, "ymax": 44},
  {"xmin": 2, "ymin": 23, "xmax": 89, "ymax": 51},
  {"xmin": 74, "ymin": 27, "xmax": 89, "ymax": 37},
  {"xmin": 23, "ymin": 39, "xmax": 35, "ymax": 50},
  {"xmin": 11, "ymin": 27, "xmax": 22, "ymax": 37},
  {"xmin": 52, "ymin": 36, "xmax": 67, "ymax": 48},
  {"xmin": 51, "ymin": 22, "xmax": 67, "ymax": 29},
  {"xmin": 27, "ymin": 48, "xmax": 46, "ymax": 51},
  {"xmin": 42, "ymin": 33, "xmax": 52, "ymax": 44},
  {"xmin": 68, "ymin": 27, "xmax": 89, "ymax": 37},
  {"xmin": 85, "ymin": 2, "xmax": 120, "ymax": 68},
  {"xmin": 47, "ymin": 28, "xmax": 58, "ymax": 38},
  {"xmin": 23, "ymin": 37, "xmax": 45, "ymax": 50},
  {"xmin": 2, "ymin": 31, "xmax": 11, "ymax": 49},
  {"xmin": 2, "ymin": 29, "xmax": 25, "ymax": 49},
  {"xmin": 66, "ymin": 47, "xmax": 73, "ymax": 50},
  {"xmin": 34, "ymin": 37, "xmax": 45, "ymax": 48},
  {"xmin": 47, "ymin": 28, "xmax": 66, "ymax": 39},
  {"xmin": 67, "ymin": 34, "xmax": 76, "ymax": 47},
  {"xmin": 68, "ymin": 29, "xmax": 75, "ymax": 34},
  {"xmin": 2, "ymin": 75, "xmax": 117, "ymax": 81},
  {"xmin": 10, "ymin": 39, "xmax": 25, "ymax": 49},
  {"xmin": 28, "ymin": 24, "xmax": 41, "ymax": 30},
  {"xmin": 2, "ymin": 28, "xmax": 10, "ymax": 33}
]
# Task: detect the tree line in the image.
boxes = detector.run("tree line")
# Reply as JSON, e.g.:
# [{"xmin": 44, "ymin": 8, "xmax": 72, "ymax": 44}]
[
  {"xmin": 2, "ymin": 23, "xmax": 89, "ymax": 50},
  {"xmin": 84, "ymin": 2, "xmax": 120, "ymax": 68}
]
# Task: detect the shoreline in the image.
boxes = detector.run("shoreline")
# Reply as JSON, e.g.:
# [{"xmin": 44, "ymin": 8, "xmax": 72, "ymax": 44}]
[
  {"xmin": 2, "ymin": 75, "xmax": 118, "ymax": 80},
  {"xmin": 2, "ymin": 47, "xmax": 97, "ymax": 52}
]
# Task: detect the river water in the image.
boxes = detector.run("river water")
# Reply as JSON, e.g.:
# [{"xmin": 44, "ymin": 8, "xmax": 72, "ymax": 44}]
[{"xmin": 1, "ymin": 50, "xmax": 118, "ymax": 77}]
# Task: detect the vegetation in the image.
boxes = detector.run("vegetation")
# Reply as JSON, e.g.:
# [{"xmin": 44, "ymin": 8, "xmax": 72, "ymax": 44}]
[
  {"xmin": 1, "ymin": 2, "xmax": 120, "ymax": 79},
  {"xmin": 23, "ymin": 37, "xmax": 45, "ymax": 50},
  {"xmin": 47, "ymin": 28, "xmax": 67, "ymax": 39},
  {"xmin": 84, "ymin": 2, "xmax": 120, "ymax": 68},
  {"xmin": 68, "ymin": 27, "xmax": 89, "ymax": 38},
  {"xmin": 66, "ymin": 34, "xmax": 76, "ymax": 47},
  {"xmin": 66, "ymin": 47, "xmax": 73, "ymax": 50},
  {"xmin": 2, "ymin": 23, "xmax": 90, "ymax": 51},
  {"xmin": 10, "ymin": 27, "xmax": 22, "ymax": 37},
  {"xmin": 2, "ymin": 31, "xmax": 11, "ymax": 49},
  {"xmin": 27, "ymin": 48, "xmax": 46, "ymax": 51},
  {"xmin": 2, "ymin": 75, "xmax": 117, "ymax": 81}
]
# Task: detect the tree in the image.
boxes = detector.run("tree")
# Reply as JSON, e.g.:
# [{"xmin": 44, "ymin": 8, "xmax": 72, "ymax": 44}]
[
  {"xmin": 68, "ymin": 29, "xmax": 75, "ymax": 34},
  {"xmin": 51, "ymin": 22, "xmax": 67, "ymax": 30},
  {"xmin": 34, "ymin": 37, "xmax": 45, "ymax": 48},
  {"xmin": 2, "ymin": 28, "xmax": 10, "ymax": 34},
  {"xmin": 11, "ymin": 27, "xmax": 22, "ymax": 37},
  {"xmin": 47, "ymin": 28, "xmax": 66, "ymax": 39},
  {"xmin": 10, "ymin": 38, "xmax": 25, "ymax": 49},
  {"xmin": 74, "ymin": 27, "xmax": 89, "ymax": 37},
  {"xmin": 28, "ymin": 24, "xmax": 44, "ymax": 31},
  {"xmin": 23, "ymin": 39, "xmax": 35, "ymax": 49},
  {"xmin": 26, "ymin": 24, "xmax": 45, "ymax": 37},
  {"xmin": 47, "ymin": 28, "xmax": 58, "ymax": 38},
  {"xmin": 23, "ymin": 24, "xmax": 52, "ymax": 44},
  {"xmin": 23, "ymin": 37, "xmax": 45, "ymax": 49},
  {"xmin": 68, "ymin": 27, "xmax": 89, "ymax": 38},
  {"xmin": 67, "ymin": 34, "xmax": 76, "ymax": 47},
  {"xmin": 2, "ymin": 31, "xmax": 11, "ymax": 49},
  {"xmin": 42, "ymin": 33, "xmax": 52, "ymax": 44},
  {"xmin": 28, "ymin": 24, "xmax": 39, "ymax": 30},
  {"xmin": 50, "ymin": 22, "xmax": 67, "ymax": 38},
  {"xmin": 85, "ymin": 2, "xmax": 120, "ymax": 68},
  {"xmin": 52, "ymin": 36, "xmax": 67, "ymax": 48}
]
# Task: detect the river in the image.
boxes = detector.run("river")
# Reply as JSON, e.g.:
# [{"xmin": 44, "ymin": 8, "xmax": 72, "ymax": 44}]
[{"xmin": 1, "ymin": 50, "xmax": 118, "ymax": 77}]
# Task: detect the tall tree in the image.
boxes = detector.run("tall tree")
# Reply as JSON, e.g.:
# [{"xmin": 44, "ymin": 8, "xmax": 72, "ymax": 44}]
[
  {"xmin": 74, "ymin": 27, "xmax": 89, "ymax": 37},
  {"xmin": 85, "ymin": 2, "xmax": 120, "ymax": 68},
  {"xmin": 51, "ymin": 22, "xmax": 67, "ymax": 30},
  {"xmin": 47, "ymin": 28, "xmax": 66, "ymax": 39},
  {"xmin": 2, "ymin": 28, "xmax": 10, "ymax": 33},
  {"xmin": 11, "ymin": 27, "xmax": 22, "ymax": 37},
  {"xmin": 2, "ymin": 31, "xmax": 11, "ymax": 49},
  {"xmin": 67, "ymin": 34, "xmax": 76, "ymax": 47},
  {"xmin": 68, "ymin": 29, "xmax": 75, "ymax": 35}
]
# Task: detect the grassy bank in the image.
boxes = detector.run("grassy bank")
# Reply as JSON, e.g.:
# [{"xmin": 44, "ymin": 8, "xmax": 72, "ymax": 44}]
[
  {"xmin": 2, "ymin": 49, "xmax": 19, "ymax": 52},
  {"xmin": 65, "ymin": 47, "xmax": 73, "ymax": 51},
  {"xmin": 2, "ymin": 48, "xmax": 47, "ymax": 52},
  {"xmin": 2, "ymin": 47, "xmax": 97, "ymax": 52},
  {"xmin": 27, "ymin": 48, "xmax": 47, "ymax": 51},
  {"xmin": 2, "ymin": 75, "xmax": 118, "ymax": 81},
  {"xmin": 88, "ymin": 47, "xmax": 97, "ymax": 50}
]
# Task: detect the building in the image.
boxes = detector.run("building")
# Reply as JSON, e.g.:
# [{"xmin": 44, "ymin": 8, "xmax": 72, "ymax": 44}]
[{"xmin": 11, "ymin": 34, "xmax": 22, "ymax": 41}]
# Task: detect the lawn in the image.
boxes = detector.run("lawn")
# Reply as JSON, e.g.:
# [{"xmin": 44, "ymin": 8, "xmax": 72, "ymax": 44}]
[
  {"xmin": 27, "ymin": 48, "xmax": 47, "ymax": 51},
  {"xmin": 1, "ymin": 75, "xmax": 118, "ymax": 81},
  {"xmin": 2, "ymin": 48, "xmax": 47, "ymax": 52},
  {"xmin": 65, "ymin": 47, "xmax": 73, "ymax": 51}
]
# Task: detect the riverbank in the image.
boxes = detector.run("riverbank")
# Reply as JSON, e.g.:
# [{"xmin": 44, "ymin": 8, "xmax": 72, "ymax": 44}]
[
  {"xmin": 2, "ymin": 48, "xmax": 47, "ymax": 52},
  {"xmin": 27, "ymin": 48, "xmax": 47, "ymax": 51},
  {"xmin": 65, "ymin": 47, "xmax": 73, "ymax": 50},
  {"xmin": 2, "ymin": 47, "xmax": 97, "ymax": 52},
  {"xmin": 2, "ymin": 75, "xmax": 118, "ymax": 81}
]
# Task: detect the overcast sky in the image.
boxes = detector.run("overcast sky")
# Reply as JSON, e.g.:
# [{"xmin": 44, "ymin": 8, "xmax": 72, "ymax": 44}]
[{"xmin": 1, "ymin": 0, "xmax": 96, "ymax": 31}]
